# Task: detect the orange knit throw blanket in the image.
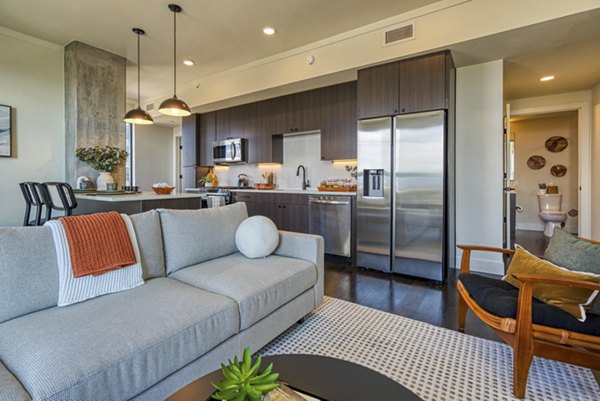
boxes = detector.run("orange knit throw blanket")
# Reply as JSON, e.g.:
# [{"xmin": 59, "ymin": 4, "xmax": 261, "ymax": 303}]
[{"xmin": 60, "ymin": 212, "xmax": 137, "ymax": 278}]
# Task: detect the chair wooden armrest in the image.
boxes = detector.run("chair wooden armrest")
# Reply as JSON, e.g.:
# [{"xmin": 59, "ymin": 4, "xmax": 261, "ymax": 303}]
[
  {"xmin": 511, "ymin": 273, "xmax": 600, "ymax": 291},
  {"xmin": 457, "ymin": 244, "xmax": 515, "ymax": 274}
]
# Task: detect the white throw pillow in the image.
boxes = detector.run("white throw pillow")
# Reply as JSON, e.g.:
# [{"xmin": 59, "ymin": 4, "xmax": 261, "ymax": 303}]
[{"xmin": 235, "ymin": 216, "xmax": 279, "ymax": 259}]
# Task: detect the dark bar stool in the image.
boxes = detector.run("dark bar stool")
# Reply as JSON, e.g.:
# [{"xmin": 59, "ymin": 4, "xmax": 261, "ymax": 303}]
[
  {"xmin": 39, "ymin": 182, "xmax": 78, "ymax": 222},
  {"xmin": 19, "ymin": 182, "xmax": 47, "ymax": 226}
]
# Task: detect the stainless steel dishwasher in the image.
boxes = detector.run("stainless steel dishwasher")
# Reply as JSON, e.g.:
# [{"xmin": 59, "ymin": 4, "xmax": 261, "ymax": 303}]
[{"xmin": 308, "ymin": 195, "xmax": 352, "ymax": 257}]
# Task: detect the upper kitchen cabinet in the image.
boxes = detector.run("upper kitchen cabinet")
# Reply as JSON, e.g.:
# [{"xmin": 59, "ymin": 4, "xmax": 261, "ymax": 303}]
[
  {"xmin": 357, "ymin": 62, "xmax": 399, "ymax": 119},
  {"xmin": 288, "ymin": 89, "xmax": 320, "ymax": 133},
  {"xmin": 398, "ymin": 51, "xmax": 451, "ymax": 114},
  {"xmin": 182, "ymin": 113, "xmax": 215, "ymax": 167},
  {"xmin": 320, "ymin": 81, "xmax": 357, "ymax": 160},
  {"xmin": 357, "ymin": 50, "xmax": 453, "ymax": 119},
  {"xmin": 215, "ymin": 108, "xmax": 231, "ymax": 141}
]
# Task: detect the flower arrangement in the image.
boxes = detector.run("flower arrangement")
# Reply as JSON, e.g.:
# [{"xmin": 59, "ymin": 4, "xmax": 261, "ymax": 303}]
[{"xmin": 75, "ymin": 145, "xmax": 128, "ymax": 172}]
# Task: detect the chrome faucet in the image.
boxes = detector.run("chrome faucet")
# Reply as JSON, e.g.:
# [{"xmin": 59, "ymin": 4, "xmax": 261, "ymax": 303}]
[{"xmin": 296, "ymin": 164, "xmax": 310, "ymax": 190}]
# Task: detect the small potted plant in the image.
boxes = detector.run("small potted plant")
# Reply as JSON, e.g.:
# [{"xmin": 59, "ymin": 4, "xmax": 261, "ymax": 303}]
[
  {"xmin": 75, "ymin": 145, "xmax": 128, "ymax": 190},
  {"xmin": 212, "ymin": 348, "xmax": 279, "ymax": 401}
]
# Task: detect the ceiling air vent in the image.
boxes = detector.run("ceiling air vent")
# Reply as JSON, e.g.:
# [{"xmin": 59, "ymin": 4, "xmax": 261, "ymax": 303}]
[
  {"xmin": 383, "ymin": 22, "xmax": 415, "ymax": 46},
  {"xmin": 145, "ymin": 103, "xmax": 154, "ymax": 111}
]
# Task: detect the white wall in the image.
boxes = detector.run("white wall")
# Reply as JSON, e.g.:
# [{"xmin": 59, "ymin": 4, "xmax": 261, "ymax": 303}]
[
  {"xmin": 455, "ymin": 60, "xmax": 504, "ymax": 275},
  {"xmin": 0, "ymin": 27, "xmax": 64, "ymax": 227},
  {"xmin": 592, "ymin": 82, "xmax": 600, "ymax": 240},
  {"xmin": 512, "ymin": 112, "xmax": 578, "ymax": 233},
  {"xmin": 214, "ymin": 133, "xmax": 355, "ymax": 188},
  {"xmin": 133, "ymin": 124, "xmax": 174, "ymax": 191}
]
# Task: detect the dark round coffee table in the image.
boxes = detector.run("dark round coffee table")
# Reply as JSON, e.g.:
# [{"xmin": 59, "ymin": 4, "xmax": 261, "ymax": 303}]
[{"xmin": 167, "ymin": 354, "xmax": 423, "ymax": 401}]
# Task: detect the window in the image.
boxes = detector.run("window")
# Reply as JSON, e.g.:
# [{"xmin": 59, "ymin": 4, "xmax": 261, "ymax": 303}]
[{"xmin": 125, "ymin": 123, "xmax": 133, "ymax": 186}]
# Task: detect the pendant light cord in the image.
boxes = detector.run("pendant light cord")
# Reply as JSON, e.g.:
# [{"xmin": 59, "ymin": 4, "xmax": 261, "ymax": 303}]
[
  {"xmin": 173, "ymin": 10, "xmax": 177, "ymax": 97},
  {"xmin": 137, "ymin": 33, "xmax": 141, "ymax": 107}
]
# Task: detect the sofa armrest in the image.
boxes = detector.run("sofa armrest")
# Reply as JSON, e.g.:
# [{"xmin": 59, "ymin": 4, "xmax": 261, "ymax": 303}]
[
  {"xmin": 273, "ymin": 231, "xmax": 324, "ymax": 308},
  {"xmin": 0, "ymin": 360, "xmax": 30, "ymax": 401}
]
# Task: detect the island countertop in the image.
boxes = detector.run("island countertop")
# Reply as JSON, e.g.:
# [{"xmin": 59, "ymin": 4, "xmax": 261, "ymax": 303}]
[
  {"xmin": 230, "ymin": 188, "xmax": 356, "ymax": 196},
  {"xmin": 75, "ymin": 191, "xmax": 204, "ymax": 202}
]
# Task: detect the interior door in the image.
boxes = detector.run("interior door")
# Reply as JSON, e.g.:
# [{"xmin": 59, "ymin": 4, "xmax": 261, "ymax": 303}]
[{"xmin": 503, "ymin": 103, "xmax": 514, "ymax": 250}]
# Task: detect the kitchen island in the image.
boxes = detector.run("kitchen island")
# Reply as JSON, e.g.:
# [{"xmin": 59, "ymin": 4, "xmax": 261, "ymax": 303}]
[{"xmin": 74, "ymin": 192, "xmax": 203, "ymax": 215}]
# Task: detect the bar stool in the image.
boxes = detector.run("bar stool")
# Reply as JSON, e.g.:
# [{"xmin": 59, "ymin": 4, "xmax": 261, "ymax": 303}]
[
  {"xmin": 39, "ymin": 182, "xmax": 78, "ymax": 222},
  {"xmin": 19, "ymin": 182, "xmax": 46, "ymax": 226}
]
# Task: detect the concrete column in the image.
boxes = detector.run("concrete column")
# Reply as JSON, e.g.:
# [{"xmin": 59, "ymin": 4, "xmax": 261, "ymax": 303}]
[{"xmin": 65, "ymin": 41, "xmax": 126, "ymax": 186}]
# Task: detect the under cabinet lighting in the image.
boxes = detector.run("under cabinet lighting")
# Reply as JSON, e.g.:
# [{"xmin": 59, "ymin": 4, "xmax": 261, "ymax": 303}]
[{"xmin": 332, "ymin": 159, "xmax": 357, "ymax": 165}]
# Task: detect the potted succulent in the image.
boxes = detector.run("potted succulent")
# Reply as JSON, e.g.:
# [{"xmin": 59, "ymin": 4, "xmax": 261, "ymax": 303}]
[
  {"xmin": 75, "ymin": 145, "xmax": 128, "ymax": 190},
  {"xmin": 212, "ymin": 348, "xmax": 279, "ymax": 401}
]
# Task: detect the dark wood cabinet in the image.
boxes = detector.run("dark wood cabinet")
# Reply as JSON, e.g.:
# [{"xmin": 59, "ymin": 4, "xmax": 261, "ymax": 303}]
[
  {"xmin": 215, "ymin": 108, "xmax": 231, "ymax": 141},
  {"xmin": 398, "ymin": 52, "xmax": 448, "ymax": 113},
  {"xmin": 200, "ymin": 111, "xmax": 216, "ymax": 165},
  {"xmin": 357, "ymin": 62, "xmax": 399, "ymax": 119},
  {"xmin": 289, "ymin": 90, "xmax": 320, "ymax": 132},
  {"xmin": 182, "ymin": 166, "xmax": 198, "ymax": 189},
  {"xmin": 320, "ymin": 81, "xmax": 357, "ymax": 160},
  {"xmin": 182, "ymin": 113, "xmax": 201, "ymax": 167},
  {"xmin": 231, "ymin": 192, "xmax": 309, "ymax": 233},
  {"xmin": 357, "ymin": 50, "xmax": 452, "ymax": 119}
]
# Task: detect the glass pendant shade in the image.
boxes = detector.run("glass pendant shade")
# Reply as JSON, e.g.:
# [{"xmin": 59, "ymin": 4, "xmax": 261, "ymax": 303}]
[
  {"xmin": 124, "ymin": 106, "xmax": 154, "ymax": 124},
  {"xmin": 159, "ymin": 4, "xmax": 191, "ymax": 117},
  {"xmin": 124, "ymin": 28, "xmax": 154, "ymax": 125}
]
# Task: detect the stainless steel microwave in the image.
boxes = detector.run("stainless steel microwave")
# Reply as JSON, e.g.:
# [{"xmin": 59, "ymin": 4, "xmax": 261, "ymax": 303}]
[{"xmin": 212, "ymin": 138, "xmax": 248, "ymax": 164}]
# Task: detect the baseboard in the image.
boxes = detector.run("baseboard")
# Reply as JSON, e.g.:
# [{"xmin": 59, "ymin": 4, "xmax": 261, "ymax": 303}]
[
  {"xmin": 456, "ymin": 248, "xmax": 505, "ymax": 275},
  {"xmin": 515, "ymin": 222, "xmax": 544, "ymax": 231}
]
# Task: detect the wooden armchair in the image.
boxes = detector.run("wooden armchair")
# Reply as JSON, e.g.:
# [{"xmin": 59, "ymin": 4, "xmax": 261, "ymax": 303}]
[{"xmin": 457, "ymin": 244, "xmax": 600, "ymax": 398}]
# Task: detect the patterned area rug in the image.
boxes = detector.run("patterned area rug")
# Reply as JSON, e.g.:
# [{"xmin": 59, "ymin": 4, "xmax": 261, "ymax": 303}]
[{"xmin": 261, "ymin": 297, "xmax": 599, "ymax": 401}]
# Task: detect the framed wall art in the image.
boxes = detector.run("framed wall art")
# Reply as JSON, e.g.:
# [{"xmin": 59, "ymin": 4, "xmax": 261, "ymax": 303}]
[{"xmin": 0, "ymin": 104, "xmax": 12, "ymax": 157}]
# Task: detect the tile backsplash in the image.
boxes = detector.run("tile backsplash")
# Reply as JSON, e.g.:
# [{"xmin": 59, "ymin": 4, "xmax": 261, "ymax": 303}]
[{"xmin": 213, "ymin": 132, "xmax": 355, "ymax": 188}]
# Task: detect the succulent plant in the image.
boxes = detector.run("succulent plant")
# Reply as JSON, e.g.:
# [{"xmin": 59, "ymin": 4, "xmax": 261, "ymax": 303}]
[{"xmin": 212, "ymin": 348, "xmax": 279, "ymax": 401}]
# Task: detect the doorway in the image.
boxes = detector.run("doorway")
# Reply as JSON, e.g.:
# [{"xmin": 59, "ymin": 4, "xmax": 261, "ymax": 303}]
[
  {"xmin": 511, "ymin": 111, "xmax": 579, "ymax": 241},
  {"xmin": 506, "ymin": 98, "xmax": 592, "ymax": 253}
]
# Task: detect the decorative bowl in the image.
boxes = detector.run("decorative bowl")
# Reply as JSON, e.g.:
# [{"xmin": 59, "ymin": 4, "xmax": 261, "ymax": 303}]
[{"xmin": 152, "ymin": 186, "xmax": 175, "ymax": 195}]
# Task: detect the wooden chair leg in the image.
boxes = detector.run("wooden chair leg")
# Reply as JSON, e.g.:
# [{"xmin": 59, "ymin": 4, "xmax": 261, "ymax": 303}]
[
  {"xmin": 458, "ymin": 292, "xmax": 467, "ymax": 332},
  {"xmin": 513, "ymin": 346, "xmax": 533, "ymax": 398}
]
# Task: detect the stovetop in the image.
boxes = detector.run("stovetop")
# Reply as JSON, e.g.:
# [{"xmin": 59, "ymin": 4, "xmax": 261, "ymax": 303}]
[{"xmin": 185, "ymin": 186, "xmax": 250, "ymax": 193}]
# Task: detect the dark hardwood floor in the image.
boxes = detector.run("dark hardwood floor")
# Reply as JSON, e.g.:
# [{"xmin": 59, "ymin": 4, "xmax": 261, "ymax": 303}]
[{"xmin": 324, "ymin": 256, "xmax": 499, "ymax": 342}]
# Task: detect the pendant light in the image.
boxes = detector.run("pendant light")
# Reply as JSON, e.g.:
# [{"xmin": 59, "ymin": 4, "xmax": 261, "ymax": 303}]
[
  {"xmin": 159, "ymin": 4, "xmax": 191, "ymax": 117},
  {"xmin": 124, "ymin": 28, "xmax": 154, "ymax": 125}
]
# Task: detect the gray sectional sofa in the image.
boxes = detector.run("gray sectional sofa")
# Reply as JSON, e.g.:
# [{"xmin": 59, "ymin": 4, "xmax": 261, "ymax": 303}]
[{"xmin": 0, "ymin": 203, "xmax": 324, "ymax": 401}]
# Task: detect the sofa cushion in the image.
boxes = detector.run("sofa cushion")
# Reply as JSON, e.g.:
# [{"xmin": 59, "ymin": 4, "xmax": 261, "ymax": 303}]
[
  {"xmin": 459, "ymin": 273, "xmax": 600, "ymax": 336},
  {"xmin": 0, "ymin": 278, "xmax": 239, "ymax": 401},
  {"xmin": 0, "ymin": 360, "xmax": 30, "ymax": 401},
  {"xmin": 0, "ymin": 227, "xmax": 58, "ymax": 324},
  {"xmin": 170, "ymin": 252, "xmax": 317, "ymax": 330},
  {"xmin": 130, "ymin": 210, "xmax": 166, "ymax": 279},
  {"xmin": 159, "ymin": 203, "xmax": 248, "ymax": 274}
]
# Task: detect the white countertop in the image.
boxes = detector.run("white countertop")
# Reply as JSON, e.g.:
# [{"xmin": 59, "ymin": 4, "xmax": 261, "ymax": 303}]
[
  {"xmin": 75, "ymin": 191, "xmax": 204, "ymax": 202},
  {"xmin": 231, "ymin": 188, "xmax": 356, "ymax": 196}
]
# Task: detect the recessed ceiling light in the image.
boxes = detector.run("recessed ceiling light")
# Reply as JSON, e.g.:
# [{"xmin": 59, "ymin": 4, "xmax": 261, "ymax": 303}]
[
  {"xmin": 263, "ymin": 27, "xmax": 276, "ymax": 35},
  {"xmin": 540, "ymin": 75, "xmax": 555, "ymax": 82},
  {"xmin": 183, "ymin": 59, "xmax": 195, "ymax": 66}
]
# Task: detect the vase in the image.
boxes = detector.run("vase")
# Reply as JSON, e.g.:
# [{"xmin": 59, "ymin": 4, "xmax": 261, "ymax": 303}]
[{"xmin": 96, "ymin": 171, "xmax": 114, "ymax": 191}]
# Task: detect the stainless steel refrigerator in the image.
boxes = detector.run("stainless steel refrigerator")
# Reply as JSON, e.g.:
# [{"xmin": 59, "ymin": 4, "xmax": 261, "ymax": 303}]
[{"xmin": 357, "ymin": 111, "xmax": 448, "ymax": 281}]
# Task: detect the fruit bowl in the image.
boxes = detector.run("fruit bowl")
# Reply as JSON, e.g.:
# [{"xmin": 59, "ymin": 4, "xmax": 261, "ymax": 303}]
[{"xmin": 152, "ymin": 186, "xmax": 175, "ymax": 195}]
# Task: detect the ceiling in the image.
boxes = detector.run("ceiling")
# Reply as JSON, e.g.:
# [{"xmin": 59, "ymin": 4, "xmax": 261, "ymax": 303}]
[
  {"xmin": 0, "ymin": 0, "xmax": 439, "ymax": 101},
  {"xmin": 0, "ymin": 1, "xmax": 599, "ymax": 123}
]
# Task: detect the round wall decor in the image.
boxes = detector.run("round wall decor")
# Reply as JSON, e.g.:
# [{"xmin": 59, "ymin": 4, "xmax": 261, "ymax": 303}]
[
  {"xmin": 527, "ymin": 155, "xmax": 546, "ymax": 170},
  {"xmin": 568, "ymin": 209, "xmax": 578, "ymax": 217},
  {"xmin": 550, "ymin": 164, "xmax": 567, "ymax": 177},
  {"xmin": 545, "ymin": 136, "xmax": 568, "ymax": 153}
]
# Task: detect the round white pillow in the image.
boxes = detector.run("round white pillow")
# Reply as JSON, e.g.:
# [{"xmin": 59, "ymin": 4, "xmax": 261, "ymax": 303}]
[{"xmin": 235, "ymin": 216, "xmax": 279, "ymax": 259}]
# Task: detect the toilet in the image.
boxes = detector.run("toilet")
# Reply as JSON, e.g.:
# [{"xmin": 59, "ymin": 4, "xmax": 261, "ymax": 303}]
[{"xmin": 537, "ymin": 194, "xmax": 567, "ymax": 237}]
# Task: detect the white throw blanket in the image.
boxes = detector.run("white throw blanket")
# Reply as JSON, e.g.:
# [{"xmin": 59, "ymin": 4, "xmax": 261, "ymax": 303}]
[{"xmin": 46, "ymin": 214, "xmax": 144, "ymax": 307}]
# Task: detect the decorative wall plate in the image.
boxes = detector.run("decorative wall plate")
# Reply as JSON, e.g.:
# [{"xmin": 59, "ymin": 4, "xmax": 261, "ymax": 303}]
[
  {"xmin": 545, "ymin": 136, "xmax": 568, "ymax": 152},
  {"xmin": 527, "ymin": 155, "xmax": 546, "ymax": 170},
  {"xmin": 550, "ymin": 164, "xmax": 567, "ymax": 177}
]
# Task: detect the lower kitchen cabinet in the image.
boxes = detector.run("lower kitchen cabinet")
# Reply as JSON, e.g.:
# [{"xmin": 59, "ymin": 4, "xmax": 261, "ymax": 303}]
[{"xmin": 231, "ymin": 192, "xmax": 309, "ymax": 233}]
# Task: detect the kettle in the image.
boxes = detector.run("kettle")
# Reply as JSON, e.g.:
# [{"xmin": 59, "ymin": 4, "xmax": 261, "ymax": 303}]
[{"xmin": 237, "ymin": 174, "xmax": 249, "ymax": 188}]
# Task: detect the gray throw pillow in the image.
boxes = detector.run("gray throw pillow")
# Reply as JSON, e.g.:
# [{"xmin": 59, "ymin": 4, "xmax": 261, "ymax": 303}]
[{"xmin": 544, "ymin": 228, "xmax": 600, "ymax": 315}]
